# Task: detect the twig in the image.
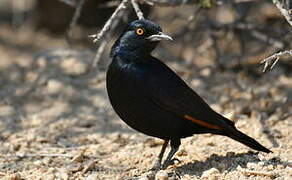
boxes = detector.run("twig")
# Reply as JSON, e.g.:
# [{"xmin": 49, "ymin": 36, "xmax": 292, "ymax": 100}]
[
  {"xmin": 210, "ymin": 22, "xmax": 285, "ymax": 49},
  {"xmin": 143, "ymin": 0, "xmax": 256, "ymax": 6},
  {"xmin": 261, "ymin": 49, "xmax": 292, "ymax": 72},
  {"xmin": 90, "ymin": 4, "xmax": 128, "ymax": 71},
  {"xmin": 1, "ymin": 153, "xmax": 100, "ymax": 159},
  {"xmin": 82, "ymin": 160, "xmax": 97, "ymax": 173},
  {"xmin": 89, "ymin": 0, "xmax": 130, "ymax": 43},
  {"xmin": 2, "ymin": 153, "xmax": 77, "ymax": 158},
  {"xmin": 250, "ymin": 30, "xmax": 284, "ymax": 49},
  {"xmin": 58, "ymin": 0, "xmax": 77, "ymax": 7},
  {"xmin": 92, "ymin": 38, "xmax": 108, "ymax": 68},
  {"xmin": 132, "ymin": 0, "xmax": 145, "ymax": 19},
  {"xmin": 273, "ymin": 0, "xmax": 292, "ymax": 27},
  {"xmin": 144, "ymin": 0, "xmax": 198, "ymax": 6},
  {"xmin": 241, "ymin": 170, "xmax": 276, "ymax": 178},
  {"xmin": 66, "ymin": 0, "xmax": 85, "ymax": 44}
]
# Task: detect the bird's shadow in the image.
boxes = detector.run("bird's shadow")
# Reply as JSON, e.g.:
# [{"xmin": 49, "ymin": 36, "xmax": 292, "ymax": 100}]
[{"xmin": 174, "ymin": 151, "xmax": 283, "ymax": 177}]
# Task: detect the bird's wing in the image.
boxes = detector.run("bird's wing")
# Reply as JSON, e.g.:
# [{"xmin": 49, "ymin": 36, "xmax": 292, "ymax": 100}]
[{"xmin": 144, "ymin": 59, "xmax": 235, "ymax": 131}]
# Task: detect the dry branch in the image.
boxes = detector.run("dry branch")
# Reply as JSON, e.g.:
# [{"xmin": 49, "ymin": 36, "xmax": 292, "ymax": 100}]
[
  {"xmin": 273, "ymin": 0, "xmax": 292, "ymax": 27},
  {"xmin": 261, "ymin": 49, "xmax": 292, "ymax": 72},
  {"xmin": 241, "ymin": 170, "xmax": 276, "ymax": 178},
  {"xmin": 1, "ymin": 153, "xmax": 100, "ymax": 159},
  {"xmin": 58, "ymin": 0, "xmax": 77, "ymax": 7},
  {"xmin": 132, "ymin": 0, "xmax": 145, "ymax": 19},
  {"xmin": 66, "ymin": 0, "xmax": 85, "ymax": 42},
  {"xmin": 89, "ymin": 0, "xmax": 130, "ymax": 71},
  {"xmin": 90, "ymin": 0, "xmax": 130, "ymax": 43}
]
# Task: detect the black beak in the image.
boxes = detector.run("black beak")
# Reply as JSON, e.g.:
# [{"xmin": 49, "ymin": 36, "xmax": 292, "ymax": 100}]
[{"xmin": 146, "ymin": 32, "xmax": 173, "ymax": 41}]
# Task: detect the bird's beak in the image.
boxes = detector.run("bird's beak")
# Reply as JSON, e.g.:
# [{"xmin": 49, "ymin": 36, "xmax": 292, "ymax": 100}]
[{"xmin": 146, "ymin": 32, "xmax": 173, "ymax": 41}]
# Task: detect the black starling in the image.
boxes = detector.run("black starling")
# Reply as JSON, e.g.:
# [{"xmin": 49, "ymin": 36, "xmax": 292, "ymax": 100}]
[{"xmin": 106, "ymin": 19, "xmax": 271, "ymax": 169}]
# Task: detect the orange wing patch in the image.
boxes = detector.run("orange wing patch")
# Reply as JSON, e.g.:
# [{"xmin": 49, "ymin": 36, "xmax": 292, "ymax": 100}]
[{"xmin": 184, "ymin": 115, "xmax": 222, "ymax": 130}]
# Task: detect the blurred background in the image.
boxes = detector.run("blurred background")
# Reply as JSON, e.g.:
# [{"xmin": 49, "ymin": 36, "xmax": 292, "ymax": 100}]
[{"xmin": 0, "ymin": 0, "xmax": 291, "ymax": 179}]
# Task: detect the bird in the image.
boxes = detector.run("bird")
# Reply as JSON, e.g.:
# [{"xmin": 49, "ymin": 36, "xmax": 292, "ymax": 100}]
[{"xmin": 106, "ymin": 19, "xmax": 271, "ymax": 170}]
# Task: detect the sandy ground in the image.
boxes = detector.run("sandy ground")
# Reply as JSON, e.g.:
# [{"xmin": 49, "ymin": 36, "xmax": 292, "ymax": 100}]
[{"xmin": 0, "ymin": 21, "xmax": 291, "ymax": 180}]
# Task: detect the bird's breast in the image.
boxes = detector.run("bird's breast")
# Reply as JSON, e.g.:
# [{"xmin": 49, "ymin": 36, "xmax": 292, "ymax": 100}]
[
  {"xmin": 106, "ymin": 58, "xmax": 148, "ymax": 118},
  {"xmin": 106, "ymin": 57, "xmax": 195, "ymax": 139}
]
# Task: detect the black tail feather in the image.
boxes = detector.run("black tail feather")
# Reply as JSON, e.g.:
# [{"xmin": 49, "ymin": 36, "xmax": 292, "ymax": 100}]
[{"xmin": 227, "ymin": 129, "xmax": 272, "ymax": 153}]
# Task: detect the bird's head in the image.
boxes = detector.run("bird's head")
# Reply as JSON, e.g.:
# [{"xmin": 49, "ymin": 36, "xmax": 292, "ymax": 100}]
[{"xmin": 110, "ymin": 19, "xmax": 172, "ymax": 58}]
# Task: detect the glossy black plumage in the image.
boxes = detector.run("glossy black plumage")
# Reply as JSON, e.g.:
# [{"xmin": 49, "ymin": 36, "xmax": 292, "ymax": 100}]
[{"xmin": 106, "ymin": 19, "xmax": 271, "ymax": 169}]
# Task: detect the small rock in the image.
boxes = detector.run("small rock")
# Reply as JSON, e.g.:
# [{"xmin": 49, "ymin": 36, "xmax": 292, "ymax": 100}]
[
  {"xmin": 258, "ymin": 162, "xmax": 264, "ymax": 166},
  {"xmin": 61, "ymin": 57, "xmax": 88, "ymax": 76},
  {"xmin": 201, "ymin": 168, "xmax": 220, "ymax": 178},
  {"xmin": 55, "ymin": 168, "xmax": 69, "ymax": 180},
  {"xmin": 138, "ymin": 177, "xmax": 150, "ymax": 180},
  {"xmin": 200, "ymin": 68, "xmax": 211, "ymax": 77},
  {"xmin": 191, "ymin": 79, "xmax": 202, "ymax": 87},
  {"xmin": 217, "ymin": 163, "xmax": 227, "ymax": 171},
  {"xmin": 155, "ymin": 171, "xmax": 169, "ymax": 180},
  {"xmin": 42, "ymin": 173, "xmax": 55, "ymax": 180},
  {"xmin": 267, "ymin": 165, "xmax": 274, "ymax": 171},
  {"xmin": 5, "ymin": 173, "xmax": 21, "ymax": 180},
  {"xmin": 247, "ymin": 162, "xmax": 257, "ymax": 170},
  {"xmin": 33, "ymin": 160, "xmax": 43, "ymax": 166},
  {"xmin": 47, "ymin": 167, "xmax": 56, "ymax": 173},
  {"xmin": 85, "ymin": 173, "xmax": 98, "ymax": 180},
  {"xmin": 46, "ymin": 79, "xmax": 64, "ymax": 94}
]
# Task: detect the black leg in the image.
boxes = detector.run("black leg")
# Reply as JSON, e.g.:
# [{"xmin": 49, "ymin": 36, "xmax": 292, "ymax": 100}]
[
  {"xmin": 162, "ymin": 139, "xmax": 181, "ymax": 169},
  {"xmin": 151, "ymin": 140, "xmax": 169, "ymax": 170}
]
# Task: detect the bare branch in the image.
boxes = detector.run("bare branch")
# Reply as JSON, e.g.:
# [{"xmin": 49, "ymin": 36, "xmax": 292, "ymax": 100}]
[
  {"xmin": 273, "ymin": 0, "xmax": 292, "ymax": 27},
  {"xmin": 261, "ymin": 49, "xmax": 292, "ymax": 72},
  {"xmin": 250, "ymin": 30, "xmax": 284, "ymax": 49},
  {"xmin": 3, "ymin": 153, "xmax": 77, "ymax": 158},
  {"xmin": 92, "ymin": 39, "xmax": 108, "ymax": 68},
  {"xmin": 57, "ymin": 0, "xmax": 77, "ymax": 7},
  {"xmin": 89, "ymin": 0, "xmax": 130, "ymax": 43},
  {"xmin": 143, "ymin": 0, "xmax": 256, "ymax": 6},
  {"xmin": 132, "ymin": 0, "xmax": 145, "ymax": 19},
  {"xmin": 144, "ymin": 0, "xmax": 199, "ymax": 6},
  {"xmin": 66, "ymin": 0, "xmax": 85, "ymax": 42},
  {"xmin": 89, "ymin": 1, "xmax": 130, "ymax": 71},
  {"xmin": 241, "ymin": 170, "xmax": 276, "ymax": 178}
]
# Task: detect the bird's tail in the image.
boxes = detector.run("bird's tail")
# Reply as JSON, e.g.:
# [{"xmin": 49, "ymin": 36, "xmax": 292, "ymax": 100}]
[{"xmin": 226, "ymin": 128, "xmax": 272, "ymax": 153}]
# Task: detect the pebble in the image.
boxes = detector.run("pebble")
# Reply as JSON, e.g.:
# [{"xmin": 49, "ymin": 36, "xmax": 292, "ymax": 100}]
[
  {"xmin": 201, "ymin": 168, "xmax": 220, "ymax": 178},
  {"xmin": 155, "ymin": 171, "xmax": 169, "ymax": 180},
  {"xmin": 138, "ymin": 177, "xmax": 150, "ymax": 180},
  {"xmin": 61, "ymin": 57, "xmax": 88, "ymax": 76},
  {"xmin": 42, "ymin": 173, "xmax": 55, "ymax": 180},
  {"xmin": 258, "ymin": 161, "xmax": 264, "ymax": 166},
  {"xmin": 46, "ymin": 79, "xmax": 64, "ymax": 94},
  {"xmin": 5, "ymin": 173, "xmax": 21, "ymax": 180},
  {"xmin": 247, "ymin": 162, "xmax": 257, "ymax": 169},
  {"xmin": 200, "ymin": 68, "xmax": 211, "ymax": 77},
  {"xmin": 217, "ymin": 163, "xmax": 227, "ymax": 171},
  {"xmin": 267, "ymin": 165, "xmax": 274, "ymax": 171},
  {"xmin": 85, "ymin": 173, "xmax": 98, "ymax": 180}
]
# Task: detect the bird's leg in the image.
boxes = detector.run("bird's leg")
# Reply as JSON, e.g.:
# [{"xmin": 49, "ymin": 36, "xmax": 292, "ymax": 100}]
[
  {"xmin": 162, "ymin": 139, "xmax": 181, "ymax": 169},
  {"xmin": 151, "ymin": 140, "xmax": 169, "ymax": 171}
]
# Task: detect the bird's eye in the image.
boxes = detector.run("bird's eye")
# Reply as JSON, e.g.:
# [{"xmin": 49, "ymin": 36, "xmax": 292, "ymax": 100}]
[{"xmin": 136, "ymin": 28, "xmax": 144, "ymax": 35}]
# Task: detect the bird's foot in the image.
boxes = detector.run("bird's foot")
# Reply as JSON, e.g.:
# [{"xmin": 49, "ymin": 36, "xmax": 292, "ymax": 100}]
[{"xmin": 162, "ymin": 158, "xmax": 180, "ymax": 169}]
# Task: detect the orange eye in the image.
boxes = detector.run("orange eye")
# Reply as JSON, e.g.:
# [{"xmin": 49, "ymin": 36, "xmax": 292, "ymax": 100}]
[{"xmin": 136, "ymin": 28, "xmax": 144, "ymax": 35}]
